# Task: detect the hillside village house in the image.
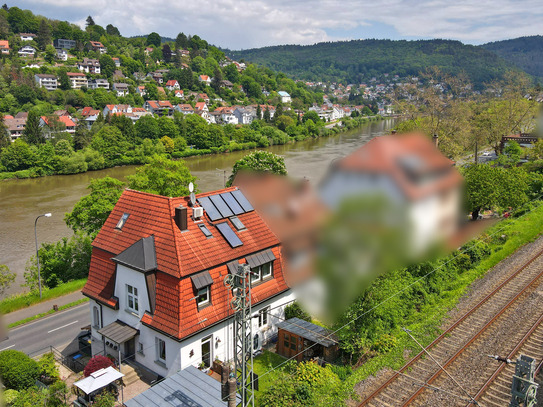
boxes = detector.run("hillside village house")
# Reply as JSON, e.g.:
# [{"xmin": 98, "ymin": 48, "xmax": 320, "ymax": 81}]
[
  {"xmin": 174, "ymin": 89, "xmax": 184, "ymax": 99},
  {"xmin": 78, "ymin": 58, "xmax": 101, "ymax": 74},
  {"xmin": 88, "ymin": 79, "xmax": 110, "ymax": 90},
  {"xmin": 56, "ymin": 49, "xmax": 68, "ymax": 61},
  {"xmin": 165, "ymin": 80, "xmax": 180, "ymax": 91},
  {"xmin": 103, "ymin": 104, "xmax": 133, "ymax": 116},
  {"xmin": 278, "ymin": 91, "xmax": 292, "ymax": 103},
  {"xmin": 0, "ymin": 40, "xmax": 9, "ymax": 54},
  {"xmin": 199, "ymin": 75, "xmax": 211, "ymax": 85},
  {"xmin": 233, "ymin": 107, "xmax": 254, "ymax": 125},
  {"xmin": 67, "ymin": 72, "xmax": 88, "ymax": 89},
  {"xmin": 18, "ymin": 45, "xmax": 36, "ymax": 57},
  {"xmin": 175, "ymin": 104, "xmax": 194, "ymax": 115},
  {"xmin": 53, "ymin": 38, "xmax": 75, "ymax": 49},
  {"xmin": 88, "ymin": 41, "xmax": 107, "ymax": 54},
  {"xmin": 20, "ymin": 33, "xmax": 37, "ymax": 41},
  {"xmin": 34, "ymin": 74, "xmax": 58, "ymax": 91},
  {"xmin": 113, "ymin": 83, "xmax": 129, "ymax": 97},
  {"xmin": 39, "ymin": 115, "xmax": 76, "ymax": 136},
  {"xmin": 319, "ymin": 132, "xmax": 463, "ymax": 253},
  {"xmin": 143, "ymin": 100, "xmax": 174, "ymax": 117},
  {"xmin": 4, "ymin": 117, "xmax": 26, "ymax": 141},
  {"xmin": 83, "ymin": 187, "xmax": 294, "ymax": 377}
]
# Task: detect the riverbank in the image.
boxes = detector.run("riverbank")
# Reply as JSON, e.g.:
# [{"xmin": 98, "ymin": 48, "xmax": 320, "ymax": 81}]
[{"xmin": 0, "ymin": 115, "xmax": 383, "ymax": 181}]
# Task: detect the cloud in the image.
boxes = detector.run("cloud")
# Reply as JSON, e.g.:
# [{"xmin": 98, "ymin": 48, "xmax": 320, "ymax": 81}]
[{"xmin": 17, "ymin": 0, "xmax": 543, "ymax": 49}]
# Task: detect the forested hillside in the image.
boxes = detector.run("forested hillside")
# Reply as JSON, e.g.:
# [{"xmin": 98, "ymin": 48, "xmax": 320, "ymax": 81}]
[
  {"xmin": 228, "ymin": 39, "xmax": 519, "ymax": 88},
  {"xmin": 481, "ymin": 36, "xmax": 543, "ymax": 79}
]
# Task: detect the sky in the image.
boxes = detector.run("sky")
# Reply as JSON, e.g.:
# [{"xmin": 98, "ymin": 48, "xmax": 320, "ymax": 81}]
[{"xmin": 15, "ymin": 0, "xmax": 543, "ymax": 50}]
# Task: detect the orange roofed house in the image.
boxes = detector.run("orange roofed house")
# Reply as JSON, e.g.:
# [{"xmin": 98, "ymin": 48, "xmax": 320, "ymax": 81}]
[
  {"xmin": 83, "ymin": 187, "xmax": 294, "ymax": 377},
  {"xmin": 319, "ymin": 132, "xmax": 464, "ymax": 252}
]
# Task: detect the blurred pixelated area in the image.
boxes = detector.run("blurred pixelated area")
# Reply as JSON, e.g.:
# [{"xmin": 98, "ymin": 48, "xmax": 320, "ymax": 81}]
[{"xmin": 236, "ymin": 132, "xmax": 480, "ymax": 323}]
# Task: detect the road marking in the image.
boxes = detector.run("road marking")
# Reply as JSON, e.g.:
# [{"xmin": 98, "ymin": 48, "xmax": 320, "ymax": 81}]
[
  {"xmin": 10, "ymin": 303, "xmax": 89, "ymax": 332},
  {"xmin": 48, "ymin": 320, "xmax": 78, "ymax": 333},
  {"xmin": 0, "ymin": 344, "xmax": 14, "ymax": 351}
]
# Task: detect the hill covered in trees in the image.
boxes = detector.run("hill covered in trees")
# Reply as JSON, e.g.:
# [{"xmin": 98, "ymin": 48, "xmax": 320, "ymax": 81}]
[
  {"xmin": 227, "ymin": 39, "xmax": 520, "ymax": 88},
  {"xmin": 481, "ymin": 36, "xmax": 543, "ymax": 80}
]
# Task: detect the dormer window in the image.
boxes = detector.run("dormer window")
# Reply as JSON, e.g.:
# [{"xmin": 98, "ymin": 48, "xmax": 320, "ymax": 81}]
[
  {"xmin": 191, "ymin": 270, "xmax": 213, "ymax": 309},
  {"xmin": 116, "ymin": 213, "xmax": 130, "ymax": 230}
]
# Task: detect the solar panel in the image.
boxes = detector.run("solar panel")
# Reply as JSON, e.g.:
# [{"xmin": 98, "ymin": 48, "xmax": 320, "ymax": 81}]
[
  {"xmin": 198, "ymin": 224, "xmax": 213, "ymax": 238},
  {"xmin": 231, "ymin": 190, "xmax": 254, "ymax": 212},
  {"xmin": 209, "ymin": 194, "xmax": 234, "ymax": 218},
  {"xmin": 220, "ymin": 192, "xmax": 244, "ymax": 215},
  {"xmin": 216, "ymin": 222, "xmax": 243, "ymax": 248},
  {"xmin": 197, "ymin": 197, "xmax": 222, "ymax": 221}
]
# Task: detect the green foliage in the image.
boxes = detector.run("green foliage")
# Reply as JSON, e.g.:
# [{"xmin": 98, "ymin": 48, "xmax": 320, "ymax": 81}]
[
  {"xmin": 230, "ymin": 39, "xmax": 519, "ymax": 88},
  {"xmin": 38, "ymin": 353, "xmax": 60, "ymax": 384},
  {"xmin": 91, "ymin": 391, "xmax": 116, "ymax": 407},
  {"xmin": 284, "ymin": 302, "xmax": 311, "ymax": 322},
  {"xmin": 91, "ymin": 125, "xmax": 130, "ymax": 164},
  {"xmin": 227, "ymin": 150, "xmax": 287, "ymax": 186},
  {"xmin": 65, "ymin": 176, "xmax": 125, "ymax": 236},
  {"xmin": 0, "ymin": 139, "xmax": 36, "ymax": 172},
  {"xmin": 0, "ymin": 350, "xmax": 40, "ymax": 390},
  {"xmin": 482, "ymin": 36, "xmax": 543, "ymax": 79},
  {"xmin": 25, "ymin": 233, "xmax": 92, "ymax": 289},
  {"xmin": 0, "ymin": 264, "xmax": 16, "ymax": 295},
  {"xmin": 126, "ymin": 155, "xmax": 197, "ymax": 197},
  {"xmin": 259, "ymin": 361, "xmax": 348, "ymax": 407},
  {"xmin": 146, "ymin": 32, "xmax": 161, "ymax": 47},
  {"xmin": 22, "ymin": 110, "xmax": 44, "ymax": 145}
]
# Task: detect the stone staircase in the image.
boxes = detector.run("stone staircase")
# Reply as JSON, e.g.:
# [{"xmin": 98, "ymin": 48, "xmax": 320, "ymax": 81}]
[{"xmin": 120, "ymin": 363, "xmax": 141, "ymax": 386}]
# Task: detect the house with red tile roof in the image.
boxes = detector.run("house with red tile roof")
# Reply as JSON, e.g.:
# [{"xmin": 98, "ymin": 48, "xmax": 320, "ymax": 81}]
[
  {"xmin": 199, "ymin": 75, "xmax": 211, "ymax": 85},
  {"xmin": 173, "ymin": 89, "xmax": 184, "ymax": 99},
  {"xmin": 197, "ymin": 93, "xmax": 210, "ymax": 103},
  {"xmin": 175, "ymin": 104, "xmax": 194, "ymax": 115},
  {"xmin": 88, "ymin": 41, "xmax": 107, "ymax": 54},
  {"xmin": 83, "ymin": 187, "xmax": 294, "ymax": 377},
  {"xmin": 165, "ymin": 80, "xmax": 180, "ymax": 91},
  {"xmin": 194, "ymin": 101, "xmax": 208, "ymax": 112},
  {"xmin": 0, "ymin": 40, "xmax": 9, "ymax": 54},
  {"xmin": 143, "ymin": 100, "xmax": 174, "ymax": 117},
  {"xmin": 39, "ymin": 115, "xmax": 76, "ymax": 135},
  {"xmin": 319, "ymin": 132, "xmax": 463, "ymax": 251}
]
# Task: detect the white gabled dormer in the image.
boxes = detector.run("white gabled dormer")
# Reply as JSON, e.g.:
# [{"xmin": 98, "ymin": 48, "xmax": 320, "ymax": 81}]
[{"xmin": 112, "ymin": 235, "xmax": 157, "ymax": 327}]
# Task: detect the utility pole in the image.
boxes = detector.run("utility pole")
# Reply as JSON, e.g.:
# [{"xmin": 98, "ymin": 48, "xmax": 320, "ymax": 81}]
[{"xmin": 225, "ymin": 264, "xmax": 255, "ymax": 407}]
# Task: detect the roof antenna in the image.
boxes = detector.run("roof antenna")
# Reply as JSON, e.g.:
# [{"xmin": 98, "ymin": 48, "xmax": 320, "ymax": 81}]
[{"xmin": 188, "ymin": 182, "xmax": 195, "ymax": 207}]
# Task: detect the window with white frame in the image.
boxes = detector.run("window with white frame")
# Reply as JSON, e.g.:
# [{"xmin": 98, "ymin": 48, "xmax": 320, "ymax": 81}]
[
  {"xmin": 250, "ymin": 262, "xmax": 273, "ymax": 285},
  {"xmin": 258, "ymin": 306, "xmax": 270, "ymax": 328},
  {"xmin": 197, "ymin": 286, "xmax": 210, "ymax": 306},
  {"xmin": 155, "ymin": 337, "xmax": 166, "ymax": 363},
  {"xmin": 93, "ymin": 306, "xmax": 100, "ymax": 328},
  {"xmin": 126, "ymin": 284, "xmax": 139, "ymax": 313}
]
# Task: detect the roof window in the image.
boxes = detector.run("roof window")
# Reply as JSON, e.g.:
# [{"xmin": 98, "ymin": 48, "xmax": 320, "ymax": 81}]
[
  {"xmin": 115, "ymin": 213, "xmax": 129, "ymax": 230},
  {"xmin": 198, "ymin": 223, "xmax": 213, "ymax": 238},
  {"xmin": 230, "ymin": 216, "xmax": 246, "ymax": 231}
]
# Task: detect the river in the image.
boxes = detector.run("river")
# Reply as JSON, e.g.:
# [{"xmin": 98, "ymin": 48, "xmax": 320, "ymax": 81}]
[{"xmin": 0, "ymin": 119, "xmax": 396, "ymax": 295}]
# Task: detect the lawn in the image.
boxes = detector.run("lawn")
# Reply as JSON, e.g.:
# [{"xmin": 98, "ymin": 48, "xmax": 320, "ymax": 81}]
[{"xmin": 252, "ymin": 350, "xmax": 288, "ymax": 402}]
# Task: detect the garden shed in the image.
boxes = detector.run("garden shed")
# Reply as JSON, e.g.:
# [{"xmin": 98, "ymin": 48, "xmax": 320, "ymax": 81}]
[{"xmin": 276, "ymin": 317, "xmax": 338, "ymax": 363}]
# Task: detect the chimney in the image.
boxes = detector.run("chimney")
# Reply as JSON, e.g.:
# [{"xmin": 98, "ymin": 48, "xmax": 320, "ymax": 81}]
[
  {"xmin": 175, "ymin": 206, "xmax": 188, "ymax": 231},
  {"xmin": 433, "ymin": 134, "xmax": 439, "ymax": 147}
]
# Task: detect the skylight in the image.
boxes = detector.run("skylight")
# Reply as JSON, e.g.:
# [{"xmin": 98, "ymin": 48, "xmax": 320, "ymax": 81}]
[
  {"xmin": 198, "ymin": 223, "xmax": 213, "ymax": 238},
  {"xmin": 230, "ymin": 216, "xmax": 246, "ymax": 231},
  {"xmin": 115, "ymin": 213, "xmax": 129, "ymax": 230}
]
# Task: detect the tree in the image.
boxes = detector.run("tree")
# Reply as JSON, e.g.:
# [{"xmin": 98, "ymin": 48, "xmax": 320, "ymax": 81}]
[
  {"xmin": 463, "ymin": 164, "xmax": 530, "ymax": 220},
  {"xmin": 92, "ymin": 391, "xmax": 116, "ymax": 407},
  {"xmin": 44, "ymin": 44, "xmax": 56, "ymax": 63},
  {"xmin": 162, "ymin": 44, "xmax": 172, "ymax": 63},
  {"xmin": 211, "ymin": 66, "xmax": 223, "ymax": 92},
  {"xmin": 135, "ymin": 115, "xmax": 159, "ymax": 140},
  {"xmin": 0, "ymin": 113, "xmax": 10, "ymax": 150},
  {"xmin": 0, "ymin": 264, "xmax": 15, "ymax": 295},
  {"xmin": 91, "ymin": 125, "xmax": 130, "ymax": 164},
  {"xmin": 65, "ymin": 176, "xmax": 125, "ymax": 236},
  {"xmin": 256, "ymin": 104, "xmax": 262, "ymax": 120},
  {"xmin": 157, "ymin": 116, "xmax": 179, "ymax": 139},
  {"xmin": 0, "ymin": 139, "xmax": 36, "ymax": 172},
  {"xmin": 37, "ymin": 19, "xmax": 51, "ymax": 51},
  {"xmin": 99, "ymin": 55, "xmax": 116, "ymax": 77},
  {"xmin": 126, "ymin": 155, "xmax": 197, "ymax": 197},
  {"xmin": 146, "ymin": 32, "xmax": 161, "ymax": 47},
  {"xmin": 160, "ymin": 136, "xmax": 174, "ymax": 154},
  {"xmin": 227, "ymin": 151, "xmax": 287, "ymax": 186},
  {"xmin": 105, "ymin": 24, "xmax": 120, "ymax": 36},
  {"xmin": 0, "ymin": 350, "xmax": 40, "ymax": 390},
  {"xmin": 58, "ymin": 70, "xmax": 70, "ymax": 91},
  {"xmin": 22, "ymin": 110, "xmax": 44, "ymax": 145},
  {"xmin": 175, "ymin": 32, "xmax": 188, "ymax": 49},
  {"xmin": 73, "ymin": 120, "xmax": 92, "ymax": 151},
  {"xmin": 263, "ymin": 107, "xmax": 271, "ymax": 123},
  {"xmin": 84, "ymin": 355, "xmax": 114, "ymax": 377},
  {"xmin": 86, "ymin": 16, "xmax": 95, "ymax": 27}
]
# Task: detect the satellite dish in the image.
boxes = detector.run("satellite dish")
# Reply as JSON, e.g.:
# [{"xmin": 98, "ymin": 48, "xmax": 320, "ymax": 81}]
[
  {"xmin": 190, "ymin": 192, "xmax": 196, "ymax": 206},
  {"xmin": 188, "ymin": 182, "xmax": 194, "ymax": 193}
]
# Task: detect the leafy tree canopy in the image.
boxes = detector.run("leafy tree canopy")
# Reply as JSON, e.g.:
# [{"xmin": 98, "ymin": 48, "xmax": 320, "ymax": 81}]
[{"xmin": 227, "ymin": 150, "xmax": 287, "ymax": 186}]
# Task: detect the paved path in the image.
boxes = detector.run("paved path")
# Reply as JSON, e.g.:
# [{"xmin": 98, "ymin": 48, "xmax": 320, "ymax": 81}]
[{"xmin": 2, "ymin": 290, "xmax": 85, "ymax": 326}]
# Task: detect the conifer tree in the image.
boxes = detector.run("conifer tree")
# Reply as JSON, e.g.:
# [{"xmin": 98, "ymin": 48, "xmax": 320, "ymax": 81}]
[
  {"xmin": 37, "ymin": 19, "xmax": 51, "ymax": 51},
  {"xmin": 22, "ymin": 111, "xmax": 44, "ymax": 145}
]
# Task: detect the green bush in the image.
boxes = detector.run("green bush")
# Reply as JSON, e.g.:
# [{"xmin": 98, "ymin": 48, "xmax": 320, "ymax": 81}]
[
  {"xmin": 0, "ymin": 350, "xmax": 40, "ymax": 390},
  {"xmin": 285, "ymin": 302, "xmax": 311, "ymax": 322},
  {"xmin": 38, "ymin": 353, "xmax": 59, "ymax": 384}
]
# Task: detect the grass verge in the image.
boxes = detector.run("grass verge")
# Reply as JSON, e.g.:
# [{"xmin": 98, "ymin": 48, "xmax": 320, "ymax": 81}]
[
  {"xmin": 252, "ymin": 350, "xmax": 288, "ymax": 403},
  {"xmin": 343, "ymin": 201, "xmax": 543, "ymax": 394},
  {"xmin": 0, "ymin": 279, "xmax": 87, "ymax": 315},
  {"xmin": 7, "ymin": 298, "xmax": 89, "ymax": 329}
]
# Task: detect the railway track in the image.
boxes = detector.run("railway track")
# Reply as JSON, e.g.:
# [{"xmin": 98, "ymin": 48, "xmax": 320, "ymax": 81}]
[{"xmin": 359, "ymin": 247, "xmax": 543, "ymax": 407}]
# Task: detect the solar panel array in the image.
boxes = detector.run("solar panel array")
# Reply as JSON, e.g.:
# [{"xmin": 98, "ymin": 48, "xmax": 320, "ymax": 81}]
[
  {"xmin": 197, "ymin": 190, "xmax": 254, "ymax": 222},
  {"xmin": 216, "ymin": 222, "xmax": 243, "ymax": 248}
]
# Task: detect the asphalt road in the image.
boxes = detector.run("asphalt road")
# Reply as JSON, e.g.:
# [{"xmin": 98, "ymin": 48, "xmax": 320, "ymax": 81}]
[{"xmin": 0, "ymin": 302, "xmax": 90, "ymax": 356}]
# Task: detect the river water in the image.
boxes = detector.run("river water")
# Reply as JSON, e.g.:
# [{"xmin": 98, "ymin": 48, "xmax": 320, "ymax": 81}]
[{"xmin": 0, "ymin": 119, "xmax": 396, "ymax": 295}]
